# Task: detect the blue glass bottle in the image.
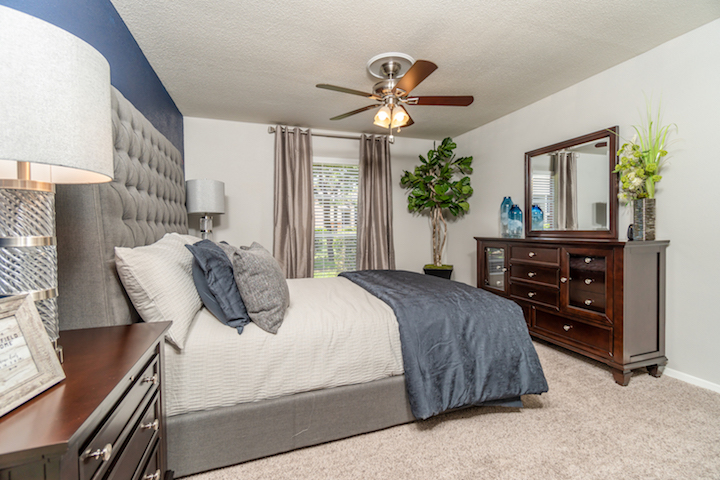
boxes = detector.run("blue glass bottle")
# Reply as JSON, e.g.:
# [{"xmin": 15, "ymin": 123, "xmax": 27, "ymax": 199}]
[
  {"xmin": 531, "ymin": 204, "xmax": 544, "ymax": 231},
  {"xmin": 500, "ymin": 196, "xmax": 513, "ymax": 237},
  {"xmin": 508, "ymin": 204, "xmax": 523, "ymax": 238}
]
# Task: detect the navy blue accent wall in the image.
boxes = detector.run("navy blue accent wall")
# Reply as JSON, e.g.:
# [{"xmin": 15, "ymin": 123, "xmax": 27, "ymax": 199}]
[{"xmin": 0, "ymin": 0, "xmax": 184, "ymax": 157}]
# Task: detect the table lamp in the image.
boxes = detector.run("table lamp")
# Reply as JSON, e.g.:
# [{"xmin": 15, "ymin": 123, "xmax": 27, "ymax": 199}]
[
  {"xmin": 0, "ymin": 6, "xmax": 114, "ymax": 355},
  {"xmin": 186, "ymin": 179, "xmax": 225, "ymax": 239}
]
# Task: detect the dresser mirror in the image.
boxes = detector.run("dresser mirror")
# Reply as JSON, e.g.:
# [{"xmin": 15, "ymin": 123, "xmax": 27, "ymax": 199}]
[{"xmin": 524, "ymin": 126, "xmax": 618, "ymax": 239}]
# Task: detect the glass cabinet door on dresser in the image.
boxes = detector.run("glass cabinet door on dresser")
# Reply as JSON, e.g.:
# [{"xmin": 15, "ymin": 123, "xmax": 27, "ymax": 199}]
[
  {"xmin": 475, "ymin": 237, "xmax": 669, "ymax": 386},
  {"xmin": 481, "ymin": 244, "xmax": 508, "ymax": 294}
]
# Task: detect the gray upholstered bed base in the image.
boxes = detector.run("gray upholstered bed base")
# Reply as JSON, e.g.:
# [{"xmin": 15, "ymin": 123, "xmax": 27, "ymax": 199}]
[
  {"xmin": 168, "ymin": 375, "xmax": 414, "ymax": 477},
  {"xmin": 55, "ymin": 87, "xmax": 417, "ymax": 478}
]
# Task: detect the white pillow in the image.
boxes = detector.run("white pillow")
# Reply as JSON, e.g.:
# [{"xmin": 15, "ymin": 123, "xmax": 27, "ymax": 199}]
[{"xmin": 115, "ymin": 233, "xmax": 202, "ymax": 350}]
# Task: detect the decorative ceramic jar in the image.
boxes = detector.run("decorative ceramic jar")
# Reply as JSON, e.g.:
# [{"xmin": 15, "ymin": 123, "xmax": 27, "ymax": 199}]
[
  {"xmin": 500, "ymin": 196, "xmax": 513, "ymax": 237},
  {"xmin": 508, "ymin": 204, "xmax": 523, "ymax": 238}
]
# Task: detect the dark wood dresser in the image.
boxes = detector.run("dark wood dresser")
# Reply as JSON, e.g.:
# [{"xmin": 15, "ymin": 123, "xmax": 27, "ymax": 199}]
[
  {"xmin": 476, "ymin": 237, "xmax": 669, "ymax": 385},
  {"xmin": 0, "ymin": 322, "xmax": 171, "ymax": 480}
]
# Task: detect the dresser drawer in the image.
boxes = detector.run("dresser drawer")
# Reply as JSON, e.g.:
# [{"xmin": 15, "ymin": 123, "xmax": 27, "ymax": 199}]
[
  {"xmin": 510, "ymin": 282, "xmax": 559, "ymax": 309},
  {"xmin": 106, "ymin": 392, "xmax": 161, "ymax": 480},
  {"xmin": 79, "ymin": 356, "xmax": 159, "ymax": 480},
  {"xmin": 510, "ymin": 263, "xmax": 559, "ymax": 286},
  {"xmin": 569, "ymin": 254, "xmax": 607, "ymax": 272},
  {"xmin": 569, "ymin": 270, "xmax": 605, "ymax": 294},
  {"xmin": 511, "ymin": 245, "xmax": 560, "ymax": 264},
  {"xmin": 534, "ymin": 310, "xmax": 612, "ymax": 355},
  {"xmin": 137, "ymin": 439, "xmax": 162, "ymax": 480},
  {"xmin": 569, "ymin": 286, "xmax": 606, "ymax": 313}
]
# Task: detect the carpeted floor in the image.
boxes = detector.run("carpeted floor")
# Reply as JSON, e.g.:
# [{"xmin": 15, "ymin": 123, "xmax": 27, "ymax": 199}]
[{"xmin": 184, "ymin": 341, "xmax": 720, "ymax": 479}]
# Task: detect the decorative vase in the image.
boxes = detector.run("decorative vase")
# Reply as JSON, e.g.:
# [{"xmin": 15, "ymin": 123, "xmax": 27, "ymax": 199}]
[
  {"xmin": 500, "ymin": 196, "xmax": 513, "ymax": 237},
  {"xmin": 508, "ymin": 204, "xmax": 523, "ymax": 238},
  {"xmin": 632, "ymin": 198, "xmax": 656, "ymax": 241},
  {"xmin": 531, "ymin": 204, "xmax": 544, "ymax": 231}
]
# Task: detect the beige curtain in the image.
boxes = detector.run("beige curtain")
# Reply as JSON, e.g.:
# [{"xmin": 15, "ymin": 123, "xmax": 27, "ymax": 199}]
[
  {"xmin": 273, "ymin": 126, "xmax": 314, "ymax": 278},
  {"xmin": 553, "ymin": 151, "xmax": 578, "ymax": 230},
  {"xmin": 357, "ymin": 134, "xmax": 395, "ymax": 270}
]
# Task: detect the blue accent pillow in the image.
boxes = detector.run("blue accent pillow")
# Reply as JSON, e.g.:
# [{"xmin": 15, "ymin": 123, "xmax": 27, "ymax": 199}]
[{"xmin": 186, "ymin": 240, "xmax": 251, "ymax": 334}]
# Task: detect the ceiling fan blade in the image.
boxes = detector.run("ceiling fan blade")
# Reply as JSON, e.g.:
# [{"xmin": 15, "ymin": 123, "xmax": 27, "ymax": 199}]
[
  {"xmin": 317, "ymin": 84, "xmax": 378, "ymax": 99},
  {"xmin": 393, "ymin": 60, "xmax": 437, "ymax": 95},
  {"xmin": 330, "ymin": 104, "xmax": 380, "ymax": 121},
  {"xmin": 407, "ymin": 96, "xmax": 474, "ymax": 106}
]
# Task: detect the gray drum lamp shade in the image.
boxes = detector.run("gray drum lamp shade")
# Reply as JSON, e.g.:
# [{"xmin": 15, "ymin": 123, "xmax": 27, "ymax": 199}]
[
  {"xmin": 186, "ymin": 179, "xmax": 226, "ymax": 215},
  {"xmin": 0, "ymin": 6, "xmax": 114, "ymax": 348},
  {"xmin": 0, "ymin": 5, "xmax": 114, "ymax": 183}
]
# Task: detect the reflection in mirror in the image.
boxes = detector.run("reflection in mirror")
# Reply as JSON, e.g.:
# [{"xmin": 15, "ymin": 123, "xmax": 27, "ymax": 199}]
[
  {"xmin": 530, "ymin": 139, "xmax": 609, "ymax": 231},
  {"xmin": 525, "ymin": 127, "xmax": 618, "ymax": 240}
]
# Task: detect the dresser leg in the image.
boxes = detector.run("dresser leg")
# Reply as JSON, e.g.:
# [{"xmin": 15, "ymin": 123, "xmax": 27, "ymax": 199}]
[
  {"xmin": 646, "ymin": 364, "xmax": 664, "ymax": 378},
  {"xmin": 612, "ymin": 369, "xmax": 631, "ymax": 386}
]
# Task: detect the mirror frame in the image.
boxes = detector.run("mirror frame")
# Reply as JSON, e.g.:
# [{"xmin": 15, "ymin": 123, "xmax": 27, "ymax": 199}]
[{"xmin": 524, "ymin": 126, "xmax": 619, "ymax": 240}]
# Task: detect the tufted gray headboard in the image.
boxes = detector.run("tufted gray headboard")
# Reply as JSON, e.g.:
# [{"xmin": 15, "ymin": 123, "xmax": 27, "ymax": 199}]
[{"xmin": 56, "ymin": 87, "xmax": 187, "ymax": 330}]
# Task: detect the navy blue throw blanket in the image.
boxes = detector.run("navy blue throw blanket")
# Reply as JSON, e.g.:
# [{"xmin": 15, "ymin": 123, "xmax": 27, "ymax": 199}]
[{"xmin": 340, "ymin": 270, "xmax": 548, "ymax": 419}]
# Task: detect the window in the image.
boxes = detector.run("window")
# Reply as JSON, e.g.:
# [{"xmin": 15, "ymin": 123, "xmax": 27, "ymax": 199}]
[
  {"xmin": 312, "ymin": 162, "xmax": 358, "ymax": 277},
  {"xmin": 531, "ymin": 170, "xmax": 555, "ymax": 229}
]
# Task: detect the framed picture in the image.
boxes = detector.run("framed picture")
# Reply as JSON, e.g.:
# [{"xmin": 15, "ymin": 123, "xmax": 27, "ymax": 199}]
[{"xmin": 0, "ymin": 295, "xmax": 65, "ymax": 417}]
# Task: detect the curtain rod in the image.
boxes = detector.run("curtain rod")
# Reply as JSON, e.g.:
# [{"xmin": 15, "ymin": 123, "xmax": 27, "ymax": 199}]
[{"xmin": 267, "ymin": 126, "xmax": 394, "ymax": 144}]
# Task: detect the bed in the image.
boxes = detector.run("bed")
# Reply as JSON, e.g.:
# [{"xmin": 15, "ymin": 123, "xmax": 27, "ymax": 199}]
[{"xmin": 55, "ymin": 87, "xmax": 547, "ymax": 477}]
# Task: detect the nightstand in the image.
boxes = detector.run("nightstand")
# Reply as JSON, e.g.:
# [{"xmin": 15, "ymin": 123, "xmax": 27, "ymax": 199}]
[{"xmin": 0, "ymin": 322, "xmax": 171, "ymax": 480}]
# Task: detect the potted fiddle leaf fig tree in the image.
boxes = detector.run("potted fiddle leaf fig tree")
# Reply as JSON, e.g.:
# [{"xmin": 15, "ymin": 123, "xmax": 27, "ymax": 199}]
[{"xmin": 400, "ymin": 137, "xmax": 473, "ymax": 279}]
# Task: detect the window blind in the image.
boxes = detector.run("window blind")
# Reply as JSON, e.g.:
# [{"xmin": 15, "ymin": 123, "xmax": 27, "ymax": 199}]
[
  {"xmin": 532, "ymin": 170, "xmax": 555, "ymax": 230},
  {"xmin": 312, "ymin": 163, "xmax": 358, "ymax": 277}
]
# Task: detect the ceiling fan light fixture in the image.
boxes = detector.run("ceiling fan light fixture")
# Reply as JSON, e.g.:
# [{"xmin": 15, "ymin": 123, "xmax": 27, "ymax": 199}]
[{"xmin": 373, "ymin": 105, "xmax": 392, "ymax": 128}]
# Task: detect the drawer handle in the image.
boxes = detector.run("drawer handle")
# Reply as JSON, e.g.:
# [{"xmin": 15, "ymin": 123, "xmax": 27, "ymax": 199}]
[
  {"xmin": 143, "ymin": 470, "xmax": 161, "ymax": 480},
  {"xmin": 584, "ymin": 299, "xmax": 594, "ymax": 306},
  {"xmin": 584, "ymin": 257, "xmax": 592, "ymax": 264},
  {"xmin": 141, "ymin": 419, "xmax": 160, "ymax": 431},
  {"xmin": 143, "ymin": 373, "xmax": 158, "ymax": 385},
  {"xmin": 528, "ymin": 252, "xmax": 536, "ymax": 258},
  {"xmin": 560, "ymin": 277, "xmax": 568, "ymax": 283},
  {"xmin": 84, "ymin": 443, "xmax": 112, "ymax": 462},
  {"xmin": 584, "ymin": 278, "xmax": 594, "ymax": 285},
  {"xmin": 527, "ymin": 272, "xmax": 536, "ymax": 278},
  {"xmin": 527, "ymin": 292, "xmax": 536, "ymax": 298},
  {"xmin": 563, "ymin": 324, "xmax": 572, "ymax": 332}
]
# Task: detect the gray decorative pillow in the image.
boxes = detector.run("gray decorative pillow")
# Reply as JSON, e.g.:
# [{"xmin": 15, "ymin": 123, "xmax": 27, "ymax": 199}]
[{"xmin": 219, "ymin": 242, "xmax": 289, "ymax": 334}]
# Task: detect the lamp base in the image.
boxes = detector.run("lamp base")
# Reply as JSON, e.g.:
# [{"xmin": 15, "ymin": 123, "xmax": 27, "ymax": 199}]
[
  {"xmin": 199, "ymin": 215, "xmax": 214, "ymax": 240},
  {"xmin": 0, "ymin": 186, "xmax": 60, "ymax": 344}
]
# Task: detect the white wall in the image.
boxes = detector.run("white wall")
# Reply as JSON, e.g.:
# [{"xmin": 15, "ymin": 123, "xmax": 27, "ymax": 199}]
[
  {"xmin": 448, "ymin": 18, "xmax": 720, "ymax": 390},
  {"xmin": 184, "ymin": 122, "xmax": 435, "ymax": 273}
]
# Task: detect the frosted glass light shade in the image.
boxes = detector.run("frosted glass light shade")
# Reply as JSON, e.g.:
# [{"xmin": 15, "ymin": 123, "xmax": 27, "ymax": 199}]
[
  {"xmin": 0, "ymin": 5, "xmax": 113, "ymax": 184},
  {"xmin": 373, "ymin": 106, "xmax": 392, "ymax": 128},
  {"xmin": 186, "ymin": 179, "xmax": 226, "ymax": 215},
  {"xmin": 391, "ymin": 106, "xmax": 410, "ymax": 128}
]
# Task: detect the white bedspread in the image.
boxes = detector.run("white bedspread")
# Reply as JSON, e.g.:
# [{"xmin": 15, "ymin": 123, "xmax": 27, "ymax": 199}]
[{"xmin": 164, "ymin": 276, "xmax": 404, "ymax": 417}]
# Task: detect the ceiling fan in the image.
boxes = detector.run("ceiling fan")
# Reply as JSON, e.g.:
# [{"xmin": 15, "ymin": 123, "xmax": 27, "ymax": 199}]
[{"xmin": 316, "ymin": 52, "xmax": 474, "ymax": 135}]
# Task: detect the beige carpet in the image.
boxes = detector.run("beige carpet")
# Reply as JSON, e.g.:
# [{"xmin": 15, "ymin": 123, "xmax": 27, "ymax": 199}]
[{"xmin": 184, "ymin": 341, "xmax": 720, "ymax": 480}]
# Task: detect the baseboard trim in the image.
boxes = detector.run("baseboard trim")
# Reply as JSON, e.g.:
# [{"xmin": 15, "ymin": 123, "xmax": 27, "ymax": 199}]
[{"xmin": 664, "ymin": 368, "xmax": 720, "ymax": 394}]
